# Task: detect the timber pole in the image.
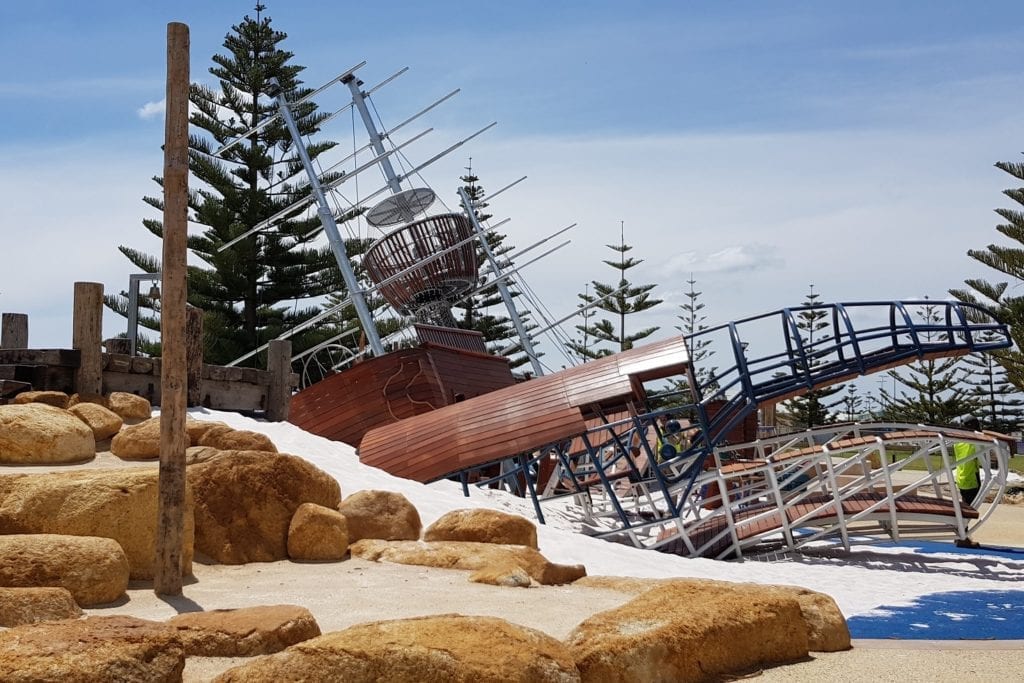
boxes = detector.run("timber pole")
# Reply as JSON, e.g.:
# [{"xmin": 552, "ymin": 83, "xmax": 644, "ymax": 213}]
[
  {"xmin": 72, "ymin": 283, "xmax": 104, "ymax": 395},
  {"xmin": 155, "ymin": 21, "xmax": 189, "ymax": 596},
  {"xmin": 1, "ymin": 313, "xmax": 28, "ymax": 349}
]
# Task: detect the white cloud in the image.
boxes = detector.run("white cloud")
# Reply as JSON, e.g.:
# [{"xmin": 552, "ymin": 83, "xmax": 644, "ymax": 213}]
[{"xmin": 137, "ymin": 99, "xmax": 165, "ymax": 119}]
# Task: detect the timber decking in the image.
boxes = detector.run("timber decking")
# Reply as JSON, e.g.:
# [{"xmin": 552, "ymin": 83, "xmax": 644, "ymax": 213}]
[
  {"xmin": 656, "ymin": 492, "xmax": 978, "ymax": 558},
  {"xmin": 359, "ymin": 337, "xmax": 690, "ymax": 482}
]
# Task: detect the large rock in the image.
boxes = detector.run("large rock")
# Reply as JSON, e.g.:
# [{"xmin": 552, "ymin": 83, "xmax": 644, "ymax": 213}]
[
  {"xmin": 110, "ymin": 416, "xmax": 189, "ymax": 460},
  {"xmin": 574, "ymin": 576, "xmax": 850, "ymax": 653},
  {"xmin": 425, "ymin": 508, "xmax": 538, "ymax": 548},
  {"xmin": 288, "ymin": 502, "xmax": 349, "ymax": 561},
  {"xmin": 0, "ymin": 615, "xmax": 184, "ymax": 683},
  {"xmin": 0, "ymin": 534, "xmax": 129, "ymax": 606},
  {"xmin": 0, "ymin": 468, "xmax": 194, "ymax": 580},
  {"xmin": 351, "ymin": 539, "xmax": 586, "ymax": 586},
  {"xmin": 185, "ymin": 419, "xmax": 230, "ymax": 443},
  {"xmin": 67, "ymin": 393, "xmax": 111, "ymax": 409},
  {"xmin": 0, "ymin": 587, "xmax": 83, "ymax": 627},
  {"xmin": 0, "ymin": 403, "xmax": 95, "ymax": 464},
  {"xmin": 68, "ymin": 402, "xmax": 123, "ymax": 440},
  {"xmin": 566, "ymin": 581, "xmax": 808, "ymax": 682},
  {"xmin": 166, "ymin": 604, "xmax": 321, "ymax": 656},
  {"xmin": 214, "ymin": 614, "xmax": 580, "ymax": 683},
  {"xmin": 339, "ymin": 489, "xmax": 421, "ymax": 542},
  {"xmin": 196, "ymin": 424, "xmax": 278, "ymax": 452},
  {"xmin": 188, "ymin": 451, "xmax": 341, "ymax": 564},
  {"xmin": 107, "ymin": 391, "xmax": 152, "ymax": 423},
  {"xmin": 12, "ymin": 390, "xmax": 71, "ymax": 409}
]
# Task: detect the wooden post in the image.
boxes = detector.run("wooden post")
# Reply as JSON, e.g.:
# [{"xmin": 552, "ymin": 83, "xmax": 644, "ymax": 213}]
[
  {"xmin": 155, "ymin": 21, "xmax": 189, "ymax": 597},
  {"xmin": 185, "ymin": 305, "xmax": 203, "ymax": 407},
  {"xmin": 72, "ymin": 282, "xmax": 104, "ymax": 395},
  {"xmin": 1, "ymin": 313, "xmax": 28, "ymax": 349},
  {"xmin": 266, "ymin": 339, "xmax": 292, "ymax": 421}
]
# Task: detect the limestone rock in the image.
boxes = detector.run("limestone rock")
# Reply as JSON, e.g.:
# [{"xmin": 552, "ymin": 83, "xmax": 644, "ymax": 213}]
[
  {"xmin": 339, "ymin": 489, "xmax": 421, "ymax": 542},
  {"xmin": 68, "ymin": 402, "xmax": 123, "ymax": 440},
  {"xmin": 12, "ymin": 390, "xmax": 71, "ymax": 409},
  {"xmin": 214, "ymin": 614, "xmax": 580, "ymax": 683},
  {"xmin": 566, "ymin": 581, "xmax": 808, "ymax": 682},
  {"xmin": 0, "ymin": 615, "xmax": 184, "ymax": 683},
  {"xmin": 0, "ymin": 468, "xmax": 194, "ymax": 580},
  {"xmin": 288, "ymin": 502, "xmax": 349, "ymax": 561},
  {"xmin": 110, "ymin": 416, "xmax": 186, "ymax": 460},
  {"xmin": 0, "ymin": 587, "xmax": 83, "ymax": 627},
  {"xmin": 469, "ymin": 563, "xmax": 533, "ymax": 588},
  {"xmin": 0, "ymin": 534, "xmax": 129, "ymax": 606},
  {"xmin": 574, "ymin": 576, "xmax": 850, "ymax": 653},
  {"xmin": 0, "ymin": 403, "xmax": 95, "ymax": 464},
  {"xmin": 425, "ymin": 508, "xmax": 538, "ymax": 548},
  {"xmin": 188, "ymin": 451, "xmax": 341, "ymax": 564},
  {"xmin": 351, "ymin": 539, "xmax": 586, "ymax": 586},
  {"xmin": 107, "ymin": 391, "xmax": 152, "ymax": 423},
  {"xmin": 167, "ymin": 604, "xmax": 321, "ymax": 656},
  {"xmin": 197, "ymin": 424, "xmax": 278, "ymax": 453}
]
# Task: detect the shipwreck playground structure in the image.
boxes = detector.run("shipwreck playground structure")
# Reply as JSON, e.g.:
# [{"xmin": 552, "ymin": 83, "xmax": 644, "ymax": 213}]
[{"xmin": 3, "ymin": 58, "xmax": 1017, "ymax": 561}]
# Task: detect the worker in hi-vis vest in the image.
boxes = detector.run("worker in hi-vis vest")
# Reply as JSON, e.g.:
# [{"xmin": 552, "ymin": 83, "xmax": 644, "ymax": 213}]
[{"xmin": 953, "ymin": 416, "xmax": 982, "ymax": 548}]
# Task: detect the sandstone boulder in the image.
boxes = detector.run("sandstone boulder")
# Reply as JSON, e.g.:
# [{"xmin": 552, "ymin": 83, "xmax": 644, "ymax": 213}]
[
  {"xmin": 0, "ymin": 615, "xmax": 184, "ymax": 683},
  {"xmin": 186, "ymin": 445, "xmax": 226, "ymax": 465},
  {"xmin": 188, "ymin": 451, "xmax": 341, "ymax": 564},
  {"xmin": 0, "ymin": 403, "xmax": 95, "ymax": 464},
  {"xmin": 107, "ymin": 391, "xmax": 152, "ymax": 423},
  {"xmin": 288, "ymin": 502, "xmax": 349, "ymax": 561},
  {"xmin": 167, "ymin": 604, "xmax": 321, "ymax": 656},
  {"xmin": 765, "ymin": 584, "xmax": 850, "ymax": 652},
  {"xmin": 425, "ymin": 508, "xmax": 538, "ymax": 548},
  {"xmin": 573, "ymin": 576, "xmax": 850, "ymax": 653},
  {"xmin": 12, "ymin": 390, "xmax": 71, "ymax": 409},
  {"xmin": 0, "ymin": 534, "xmax": 129, "ymax": 606},
  {"xmin": 339, "ymin": 489, "xmax": 421, "ymax": 542},
  {"xmin": 185, "ymin": 419, "xmax": 230, "ymax": 443},
  {"xmin": 67, "ymin": 393, "xmax": 111, "ymax": 409},
  {"xmin": 214, "ymin": 614, "xmax": 580, "ymax": 683},
  {"xmin": 351, "ymin": 539, "xmax": 586, "ymax": 586},
  {"xmin": 469, "ymin": 563, "xmax": 533, "ymax": 588},
  {"xmin": 566, "ymin": 581, "xmax": 808, "ymax": 682},
  {"xmin": 0, "ymin": 587, "xmax": 83, "ymax": 627},
  {"xmin": 68, "ymin": 402, "xmax": 123, "ymax": 440},
  {"xmin": 110, "ymin": 416, "xmax": 187, "ymax": 460},
  {"xmin": 196, "ymin": 424, "xmax": 278, "ymax": 452},
  {"xmin": 0, "ymin": 468, "xmax": 194, "ymax": 580}
]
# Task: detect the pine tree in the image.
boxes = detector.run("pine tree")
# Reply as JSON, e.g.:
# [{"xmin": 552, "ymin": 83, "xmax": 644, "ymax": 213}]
[
  {"xmin": 107, "ymin": 6, "xmax": 362, "ymax": 366},
  {"xmin": 877, "ymin": 303, "xmax": 979, "ymax": 424},
  {"xmin": 950, "ymin": 155, "xmax": 1024, "ymax": 390},
  {"xmin": 566, "ymin": 223, "xmax": 662, "ymax": 359},
  {"xmin": 779, "ymin": 285, "xmax": 845, "ymax": 429},
  {"xmin": 960, "ymin": 335, "xmax": 1024, "ymax": 433},
  {"xmin": 675, "ymin": 275, "xmax": 718, "ymax": 396},
  {"xmin": 841, "ymin": 384, "xmax": 865, "ymax": 421}
]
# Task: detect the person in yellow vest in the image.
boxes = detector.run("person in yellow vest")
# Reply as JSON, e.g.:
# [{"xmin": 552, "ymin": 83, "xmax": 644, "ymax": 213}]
[{"xmin": 954, "ymin": 416, "xmax": 982, "ymax": 548}]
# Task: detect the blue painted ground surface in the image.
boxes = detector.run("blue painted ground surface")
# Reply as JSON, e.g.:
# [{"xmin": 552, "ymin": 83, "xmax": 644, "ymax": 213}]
[{"xmin": 846, "ymin": 541, "xmax": 1024, "ymax": 640}]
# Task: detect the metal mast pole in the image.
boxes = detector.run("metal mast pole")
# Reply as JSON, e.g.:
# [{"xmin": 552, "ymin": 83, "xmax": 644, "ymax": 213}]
[
  {"xmin": 343, "ymin": 75, "xmax": 403, "ymax": 195},
  {"xmin": 270, "ymin": 78, "xmax": 385, "ymax": 356},
  {"xmin": 458, "ymin": 186, "xmax": 544, "ymax": 376}
]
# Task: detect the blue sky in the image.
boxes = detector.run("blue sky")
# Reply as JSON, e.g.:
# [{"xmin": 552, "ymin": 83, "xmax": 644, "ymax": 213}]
[{"xmin": 3, "ymin": 2, "xmax": 1024, "ymax": 382}]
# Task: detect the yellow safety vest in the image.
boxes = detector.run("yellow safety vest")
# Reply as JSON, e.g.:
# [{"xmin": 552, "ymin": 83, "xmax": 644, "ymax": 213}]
[{"xmin": 953, "ymin": 441, "xmax": 980, "ymax": 489}]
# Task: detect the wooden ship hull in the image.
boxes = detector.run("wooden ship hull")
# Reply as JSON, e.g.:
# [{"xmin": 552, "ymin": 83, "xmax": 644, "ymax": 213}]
[{"xmin": 288, "ymin": 327, "xmax": 516, "ymax": 446}]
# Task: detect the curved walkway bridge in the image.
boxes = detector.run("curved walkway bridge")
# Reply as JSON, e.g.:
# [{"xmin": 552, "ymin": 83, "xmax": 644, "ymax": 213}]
[{"xmin": 359, "ymin": 300, "xmax": 1014, "ymax": 558}]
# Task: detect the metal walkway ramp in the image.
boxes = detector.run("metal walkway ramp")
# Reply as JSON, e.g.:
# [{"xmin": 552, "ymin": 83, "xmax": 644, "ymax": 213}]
[{"xmin": 369, "ymin": 299, "xmax": 1014, "ymax": 557}]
